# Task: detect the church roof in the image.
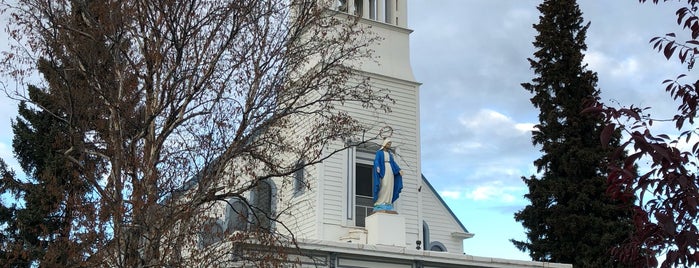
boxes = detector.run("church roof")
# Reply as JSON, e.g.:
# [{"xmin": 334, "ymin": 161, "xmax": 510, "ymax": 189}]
[{"xmin": 421, "ymin": 174, "xmax": 469, "ymax": 234}]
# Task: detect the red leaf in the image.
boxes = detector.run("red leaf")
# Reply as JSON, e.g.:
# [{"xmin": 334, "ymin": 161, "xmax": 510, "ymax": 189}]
[
  {"xmin": 655, "ymin": 211, "xmax": 677, "ymax": 232},
  {"xmin": 678, "ymin": 9, "xmax": 687, "ymax": 25},
  {"xmin": 625, "ymin": 152, "xmax": 644, "ymax": 169},
  {"xmin": 601, "ymin": 123, "xmax": 615, "ymax": 146},
  {"xmin": 666, "ymin": 82, "xmax": 675, "ymax": 93},
  {"xmin": 654, "ymin": 39, "xmax": 663, "ymax": 50},
  {"xmin": 677, "ymin": 118, "xmax": 685, "ymax": 129},
  {"xmin": 680, "ymin": 49, "xmax": 688, "ymax": 63},
  {"xmin": 581, "ymin": 105, "xmax": 602, "ymax": 114},
  {"xmin": 685, "ymin": 16, "xmax": 697, "ymax": 29},
  {"xmin": 665, "ymin": 41, "xmax": 677, "ymax": 59},
  {"xmin": 687, "ymin": 197, "xmax": 698, "ymax": 216}
]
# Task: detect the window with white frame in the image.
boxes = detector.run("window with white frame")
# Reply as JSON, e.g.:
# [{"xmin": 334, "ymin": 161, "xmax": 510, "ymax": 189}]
[
  {"xmin": 354, "ymin": 152, "xmax": 374, "ymax": 227},
  {"xmin": 346, "ymin": 145, "xmax": 379, "ymax": 228},
  {"xmin": 222, "ymin": 181, "xmax": 275, "ymax": 234},
  {"xmin": 293, "ymin": 160, "xmax": 306, "ymax": 196},
  {"xmin": 251, "ymin": 180, "xmax": 273, "ymax": 230},
  {"xmin": 353, "ymin": 0, "xmax": 363, "ymax": 16},
  {"xmin": 337, "ymin": 0, "xmax": 348, "ymax": 12},
  {"xmin": 422, "ymin": 221, "xmax": 430, "ymax": 250},
  {"xmin": 226, "ymin": 198, "xmax": 249, "ymax": 232},
  {"xmin": 429, "ymin": 242, "xmax": 447, "ymax": 252},
  {"xmin": 422, "ymin": 220, "xmax": 447, "ymax": 252},
  {"xmin": 199, "ymin": 217, "xmax": 224, "ymax": 248}
]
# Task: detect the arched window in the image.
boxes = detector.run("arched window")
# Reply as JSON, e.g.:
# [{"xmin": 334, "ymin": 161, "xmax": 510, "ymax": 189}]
[
  {"xmin": 293, "ymin": 160, "xmax": 306, "ymax": 196},
  {"xmin": 252, "ymin": 180, "xmax": 273, "ymax": 230},
  {"xmin": 337, "ymin": 0, "xmax": 348, "ymax": 12},
  {"xmin": 422, "ymin": 221, "xmax": 430, "ymax": 250},
  {"xmin": 199, "ymin": 218, "xmax": 224, "ymax": 248},
  {"xmin": 226, "ymin": 198, "xmax": 249, "ymax": 232},
  {"xmin": 429, "ymin": 241, "xmax": 447, "ymax": 252}
]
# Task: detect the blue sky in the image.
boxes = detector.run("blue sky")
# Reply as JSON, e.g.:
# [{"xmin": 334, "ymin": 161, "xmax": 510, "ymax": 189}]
[
  {"xmin": 409, "ymin": 0, "xmax": 686, "ymax": 261},
  {"xmin": 0, "ymin": 0, "xmax": 689, "ymax": 263}
]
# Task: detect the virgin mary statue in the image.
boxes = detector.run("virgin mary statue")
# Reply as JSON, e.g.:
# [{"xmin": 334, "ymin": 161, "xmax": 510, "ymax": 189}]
[{"xmin": 372, "ymin": 138, "xmax": 404, "ymax": 211}]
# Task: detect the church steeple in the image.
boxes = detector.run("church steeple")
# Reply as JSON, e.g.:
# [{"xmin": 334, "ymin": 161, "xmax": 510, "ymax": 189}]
[
  {"xmin": 334, "ymin": 0, "xmax": 408, "ymax": 28},
  {"xmin": 332, "ymin": 0, "xmax": 415, "ymax": 82}
]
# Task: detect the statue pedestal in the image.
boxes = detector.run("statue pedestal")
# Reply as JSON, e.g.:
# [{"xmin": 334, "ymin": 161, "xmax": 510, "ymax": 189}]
[{"xmin": 366, "ymin": 211, "xmax": 405, "ymax": 247}]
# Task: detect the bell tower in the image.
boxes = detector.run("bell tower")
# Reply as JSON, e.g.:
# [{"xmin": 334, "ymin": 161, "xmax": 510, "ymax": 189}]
[
  {"xmin": 333, "ymin": 0, "xmax": 416, "ymax": 82},
  {"xmin": 335, "ymin": 0, "xmax": 408, "ymax": 27},
  {"xmin": 311, "ymin": 0, "xmax": 423, "ymax": 249}
]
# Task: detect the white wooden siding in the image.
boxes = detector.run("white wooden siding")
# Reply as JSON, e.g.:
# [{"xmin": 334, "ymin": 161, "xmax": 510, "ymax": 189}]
[
  {"xmin": 273, "ymin": 113, "xmax": 322, "ymax": 239},
  {"xmin": 318, "ymin": 73, "xmax": 420, "ymax": 245},
  {"xmin": 274, "ymin": 166, "xmax": 318, "ymax": 239},
  {"xmin": 421, "ymin": 179, "xmax": 466, "ymax": 253}
]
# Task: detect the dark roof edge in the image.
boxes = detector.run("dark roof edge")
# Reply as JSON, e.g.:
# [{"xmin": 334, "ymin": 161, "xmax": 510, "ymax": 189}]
[{"xmin": 421, "ymin": 174, "xmax": 469, "ymax": 233}]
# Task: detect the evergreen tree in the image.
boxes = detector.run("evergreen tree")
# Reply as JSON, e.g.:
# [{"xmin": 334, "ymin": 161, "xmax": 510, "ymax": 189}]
[
  {"xmin": 0, "ymin": 86, "xmax": 88, "ymax": 267},
  {"xmin": 0, "ymin": 82, "xmax": 101, "ymax": 267},
  {"xmin": 512, "ymin": 0, "xmax": 636, "ymax": 266},
  {"xmin": 1, "ymin": 1, "xmax": 135, "ymax": 265}
]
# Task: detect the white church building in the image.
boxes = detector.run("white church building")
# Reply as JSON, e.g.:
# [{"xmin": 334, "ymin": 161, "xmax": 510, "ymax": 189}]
[{"xmin": 204, "ymin": 1, "xmax": 572, "ymax": 267}]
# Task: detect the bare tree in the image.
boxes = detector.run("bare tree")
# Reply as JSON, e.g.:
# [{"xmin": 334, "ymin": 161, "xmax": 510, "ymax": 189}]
[{"xmin": 0, "ymin": 0, "xmax": 386, "ymax": 266}]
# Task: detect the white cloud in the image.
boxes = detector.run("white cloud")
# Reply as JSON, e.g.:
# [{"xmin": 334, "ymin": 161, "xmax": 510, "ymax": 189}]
[
  {"xmin": 585, "ymin": 51, "xmax": 641, "ymax": 79},
  {"xmin": 421, "ymin": 107, "xmax": 540, "ymax": 188},
  {"xmin": 466, "ymin": 185, "xmax": 499, "ymax": 201},
  {"xmin": 458, "ymin": 109, "xmax": 509, "ymax": 128},
  {"xmin": 439, "ymin": 182, "xmax": 526, "ymax": 204},
  {"xmin": 503, "ymin": 8, "xmax": 537, "ymax": 30},
  {"xmin": 451, "ymin": 141, "xmax": 483, "ymax": 154},
  {"xmin": 610, "ymin": 58, "xmax": 640, "ymax": 77},
  {"xmin": 457, "ymin": 109, "xmax": 536, "ymax": 136},
  {"xmin": 452, "ymin": 109, "xmax": 537, "ymax": 155},
  {"xmin": 584, "ymin": 50, "xmax": 609, "ymax": 73},
  {"xmin": 514, "ymin": 123, "xmax": 535, "ymax": 133},
  {"xmin": 440, "ymin": 190, "xmax": 461, "ymax": 199},
  {"xmin": 0, "ymin": 142, "xmax": 10, "ymax": 160},
  {"xmin": 465, "ymin": 182, "xmax": 522, "ymax": 203},
  {"xmin": 0, "ymin": 142, "xmax": 21, "ymax": 174}
]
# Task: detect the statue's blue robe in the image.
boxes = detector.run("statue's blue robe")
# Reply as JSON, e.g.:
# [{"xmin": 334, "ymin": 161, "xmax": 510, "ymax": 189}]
[{"xmin": 372, "ymin": 150, "xmax": 403, "ymax": 203}]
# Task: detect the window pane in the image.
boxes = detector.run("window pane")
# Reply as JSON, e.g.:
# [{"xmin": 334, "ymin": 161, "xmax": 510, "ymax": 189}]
[
  {"xmin": 355, "ymin": 196, "xmax": 373, "ymax": 227},
  {"xmin": 200, "ymin": 219, "xmax": 223, "ymax": 248},
  {"xmin": 227, "ymin": 200, "xmax": 249, "ymax": 232},
  {"xmin": 338, "ymin": 0, "xmax": 348, "ymax": 12},
  {"xmin": 356, "ymin": 163, "xmax": 373, "ymax": 197},
  {"xmin": 356, "ymin": 206, "xmax": 367, "ymax": 227},
  {"xmin": 294, "ymin": 161, "xmax": 305, "ymax": 194},
  {"xmin": 253, "ymin": 181, "xmax": 272, "ymax": 230},
  {"xmin": 354, "ymin": 0, "xmax": 363, "ymax": 16}
]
